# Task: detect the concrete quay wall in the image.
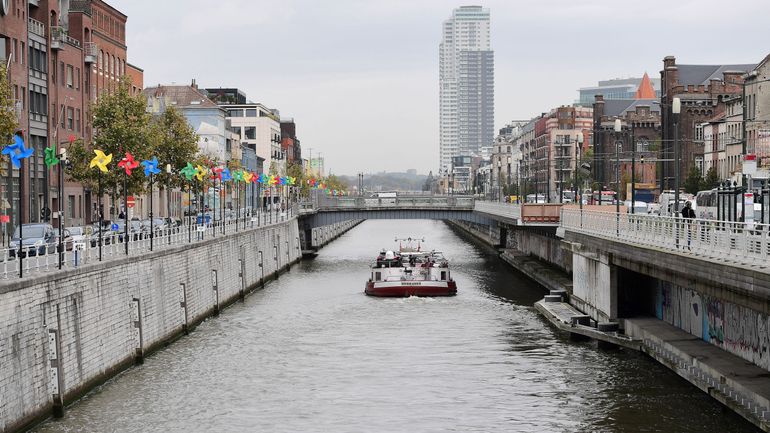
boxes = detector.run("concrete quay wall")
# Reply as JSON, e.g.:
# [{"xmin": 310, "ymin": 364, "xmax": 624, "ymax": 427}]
[
  {"xmin": 0, "ymin": 219, "xmax": 302, "ymax": 433},
  {"xmin": 310, "ymin": 220, "xmax": 363, "ymax": 248}
]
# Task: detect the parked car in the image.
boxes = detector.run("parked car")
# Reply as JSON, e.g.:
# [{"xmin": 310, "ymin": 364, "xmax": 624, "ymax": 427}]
[
  {"xmin": 53, "ymin": 228, "xmax": 73, "ymax": 252},
  {"xmin": 9, "ymin": 223, "xmax": 57, "ymax": 258},
  {"xmin": 66, "ymin": 226, "xmax": 88, "ymax": 244}
]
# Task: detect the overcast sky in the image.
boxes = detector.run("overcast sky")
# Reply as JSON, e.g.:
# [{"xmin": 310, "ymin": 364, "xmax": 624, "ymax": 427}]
[{"xmin": 114, "ymin": 0, "xmax": 769, "ymax": 176}]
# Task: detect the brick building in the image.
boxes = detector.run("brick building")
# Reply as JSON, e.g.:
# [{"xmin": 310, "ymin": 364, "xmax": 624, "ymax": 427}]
[
  {"xmin": 520, "ymin": 106, "xmax": 592, "ymax": 202},
  {"xmin": 280, "ymin": 119, "xmax": 301, "ymax": 165},
  {"xmin": 592, "ymin": 96, "xmax": 660, "ymax": 198},
  {"xmin": 659, "ymin": 56, "xmax": 753, "ymax": 191},
  {"xmin": 1, "ymin": 0, "xmax": 143, "ymax": 229}
]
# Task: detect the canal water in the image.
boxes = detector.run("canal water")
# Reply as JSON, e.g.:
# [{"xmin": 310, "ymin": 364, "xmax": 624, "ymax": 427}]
[{"xmin": 33, "ymin": 220, "xmax": 758, "ymax": 433}]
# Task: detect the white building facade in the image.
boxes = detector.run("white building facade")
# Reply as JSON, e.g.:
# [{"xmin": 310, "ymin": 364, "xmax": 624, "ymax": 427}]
[
  {"xmin": 222, "ymin": 104, "xmax": 283, "ymax": 174},
  {"xmin": 439, "ymin": 6, "xmax": 494, "ymax": 172}
]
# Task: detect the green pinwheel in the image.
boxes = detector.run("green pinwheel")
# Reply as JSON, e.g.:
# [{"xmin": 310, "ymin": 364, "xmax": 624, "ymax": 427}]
[
  {"xmin": 180, "ymin": 162, "xmax": 197, "ymax": 180},
  {"xmin": 233, "ymin": 169, "xmax": 244, "ymax": 183},
  {"xmin": 44, "ymin": 145, "xmax": 60, "ymax": 168}
]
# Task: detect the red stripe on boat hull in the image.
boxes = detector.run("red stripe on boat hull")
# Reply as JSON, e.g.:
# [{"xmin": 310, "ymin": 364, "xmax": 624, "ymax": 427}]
[{"xmin": 364, "ymin": 281, "xmax": 457, "ymax": 297}]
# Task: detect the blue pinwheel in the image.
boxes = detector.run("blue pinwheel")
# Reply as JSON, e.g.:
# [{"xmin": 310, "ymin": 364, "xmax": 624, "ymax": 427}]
[
  {"xmin": 279, "ymin": 176, "xmax": 287, "ymax": 186},
  {"xmin": 257, "ymin": 173, "xmax": 267, "ymax": 184},
  {"xmin": 2, "ymin": 134, "xmax": 34, "ymax": 168},
  {"xmin": 141, "ymin": 157, "xmax": 161, "ymax": 177},
  {"xmin": 221, "ymin": 167, "xmax": 232, "ymax": 182}
]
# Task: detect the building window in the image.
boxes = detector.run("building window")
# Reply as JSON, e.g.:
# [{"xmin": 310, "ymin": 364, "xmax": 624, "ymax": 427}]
[
  {"xmin": 60, "ymin": 61, "xmax": 65, "ymax": 87},
  {"xmin": 244, "ymin": 127, "xmax": 256, "ymax": 140},
  {"xmin": 20, "ymin": 41, "xmax": 24, "ymax": 64},
  {"xmin": 245, "ymin": 109, "xmax": 257, "ymax": 117},
  {"xmin": 75, "ymin": 67, "xmax": 80, "ymax": 89},
  {"xmin": 75, "ymin": 109, "xmax": 81, "ymax": 132},
  {"xmin": 68, "ymin": 195, "xmax": 75, "ymax": 220},
  {"xmin": 98, "ymin": 50, "xmax": 103, "ymax": 70},
  {"xmin": 227, "ymin": 109, "xmax": 243, "ymax": 118},
  {"xmin": 66, "ymin": 65, "xmax": 73, "ymax": 88},
  {"xmin": 67, "ymin": 107, "xmax": 74, "ymax": 130}
]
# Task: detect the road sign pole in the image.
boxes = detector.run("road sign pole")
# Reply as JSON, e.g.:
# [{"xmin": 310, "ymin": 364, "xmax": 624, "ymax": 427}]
[{"xmin": 124, "ymin": 173, "xmax": 128, "ymax": 256}]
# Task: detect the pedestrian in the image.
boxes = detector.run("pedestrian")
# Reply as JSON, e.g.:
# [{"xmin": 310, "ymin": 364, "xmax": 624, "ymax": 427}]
[{"xmin": 681, "ymin": 201, "xmax": 696, "ymax": 250}]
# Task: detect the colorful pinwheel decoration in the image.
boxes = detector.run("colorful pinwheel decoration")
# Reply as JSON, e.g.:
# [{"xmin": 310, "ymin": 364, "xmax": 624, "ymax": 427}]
[
  {"xmin": 221, "ymin": 167, "xmax": 233, "ymax": 182},
  {"xmin": 242, "ymin": 171, "xmax": 253, "ymax": 183},
  {"xmin": 233, "ymin": 170, "xmax": 244, "ymax": 183},
  {"xmin": 141, "ymin": 157, "xmax": 161, "ymax": 177},
  {"xmin": 195, "ymin": 165, "xmax": 208, "ymax": 181},
  {"xmin": 210, "ymin": 166, "xmax": 223, "ymax": 181},
  {"xmin": 279, "ymin": 176, "xmax": 287, "ymax": 186},
  {"xmin": 258, "ymin": 173, "xmax": 267, "ymax": 184},
  {"xmin": 89, "ymin": 149, "xmax": 113, "ymax": 173},
  {"xmin": 118, "ymin": 152, "xmax": 140, "ymax": 176},
  {"xmin": 2, "ymin": 134, "xmax": 34, "ymax": 169},
  {"xmin": 287, "ymin": 176, "xmax": 296, "ymax": 186},
  {"xmin": 44, "ymin": 145, "xmax": 60, "ymax": 168},
  {"xmin": 181, "ymin": 162, "xmax": 197, "ymax": 181}
]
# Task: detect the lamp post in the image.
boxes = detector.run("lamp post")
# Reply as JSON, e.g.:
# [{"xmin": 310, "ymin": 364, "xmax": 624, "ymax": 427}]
[
  {"xmin": 497, "ymin": 160, "xmax": 502, "ymax": 202},
  {"xmin": 672, "ymin": 97, "xmax": 681, "ymax": 217},
  {"xmin": 575, "ymin": 133, "xmax": 583, "ymax": 211},
  {"xmin": 507, "ymin": 156, "xmax": 512, "ymax": 201},
  {"xmin": 614, "ymin": 119, "xmax": 622, "ymax": 235},
  {"xmin": 58, "ymin": 147, "xmax": 67, "ymax": 269},
  {"xmin": 165, "ymin": 164, "xmax": 172, "ymax": 244}
]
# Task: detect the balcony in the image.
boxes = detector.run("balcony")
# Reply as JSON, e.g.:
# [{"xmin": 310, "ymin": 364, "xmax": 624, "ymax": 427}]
[
  {"xmin": 50, "ymin": 26, "xmax": 65, "ymax": 50},
  {"xmin": 84, "ymin": 42, "xmax": 98, "ymax": 64},
  {"xmin": 28, "ymin": 18, "xmax": 46, "ymax": 38}
]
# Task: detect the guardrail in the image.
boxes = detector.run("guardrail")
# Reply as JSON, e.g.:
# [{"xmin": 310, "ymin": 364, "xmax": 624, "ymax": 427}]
[
  {"xmin": 561, "ymin": 209, "xmax": 770, "ymax": 268},
  {"xmin": 0, "ymin": 206, "xmax": 297, "ymax": 280}
]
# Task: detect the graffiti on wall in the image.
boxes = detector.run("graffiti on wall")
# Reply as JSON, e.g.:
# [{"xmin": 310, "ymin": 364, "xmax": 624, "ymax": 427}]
[{"xmin": 657, "ymin": 282, "xmax": 770, "ymax": 371}]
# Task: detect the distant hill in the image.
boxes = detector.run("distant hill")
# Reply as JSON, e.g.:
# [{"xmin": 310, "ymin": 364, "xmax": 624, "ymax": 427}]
[{"xmin": 338, "ymin": 171, "xmax": 430, "ymax": 193}]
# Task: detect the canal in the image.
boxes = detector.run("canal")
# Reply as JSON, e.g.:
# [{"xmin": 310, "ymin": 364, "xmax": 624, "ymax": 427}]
[{"xmin": 33, "ymin": 220, "xmax": 758, "ymax": 433}]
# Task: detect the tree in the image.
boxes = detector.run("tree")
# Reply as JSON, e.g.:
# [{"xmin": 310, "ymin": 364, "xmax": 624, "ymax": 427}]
[
  {"xmin": 703, "ymin": 166, "xmax": 720, "ymax": 190},
  {"xmin": 286, "ymin": 162, "xmax": 307, "ymax": 197},
  {"xmin": 684, "ymin": 165, "xmax": 704, "ymax": 195},
  {"xmin": 150, "ymin": 106, "xmax": 199, "ymax": 189},
  {"xmin": 0, "ymin": 63, "xmax": 19, "ymax": 171},
  {"xmin": 68, "ymin": 77, "xmax": 154, "ymax": 216}
]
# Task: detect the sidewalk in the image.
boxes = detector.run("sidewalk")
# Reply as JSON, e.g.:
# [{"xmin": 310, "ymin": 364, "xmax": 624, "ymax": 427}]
[{"xmin": 625, "ymin": 317, "xmax": 770, "ymax": 432}]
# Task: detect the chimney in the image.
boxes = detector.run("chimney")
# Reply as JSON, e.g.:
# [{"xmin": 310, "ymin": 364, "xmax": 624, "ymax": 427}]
[
  {"xmin": 663, "ymin": 56, "xmax": 676, "ymax": 69},
  {"xmin": 191, "ymin": 78, "xmax": 197, "ymax": 89}
]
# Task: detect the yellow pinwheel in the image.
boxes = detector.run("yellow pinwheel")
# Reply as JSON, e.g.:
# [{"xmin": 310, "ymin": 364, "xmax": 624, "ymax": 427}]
[
  {"xmin": 242, "ymin": 171, "xmax": 253, "ymax": 183},
  {"xmin": 89, "ymin": 149, "xmax": 113, "ymax": 173},
  {"xmin": 195, "ymin": 165, "xmax": 208, "ymax": 181}
]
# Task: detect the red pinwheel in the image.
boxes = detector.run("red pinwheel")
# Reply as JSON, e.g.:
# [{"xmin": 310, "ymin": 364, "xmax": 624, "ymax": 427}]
[
  {"xmin": 118, "ymin": 152, "xmax": 139, "ymax": 175},
  {"xmin": 210, "ymin": 166, "xmax": 223, "ymax": 181}
]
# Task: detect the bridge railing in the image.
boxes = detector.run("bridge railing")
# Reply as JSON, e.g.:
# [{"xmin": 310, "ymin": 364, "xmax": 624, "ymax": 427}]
[
  {"xmin": 474, "ymin": 202, "xmax": 563, "ymax": 224},
  {"xmin": 474, "ymin": 201, "xmax": 521, "ymax": 220},
  {"xmin": 317, "ymin": 196, "xmax": 475, "ymax": 210},
  {"xmin": 561, "ymin": 208, "xmax": 770, "ymax": 268}
]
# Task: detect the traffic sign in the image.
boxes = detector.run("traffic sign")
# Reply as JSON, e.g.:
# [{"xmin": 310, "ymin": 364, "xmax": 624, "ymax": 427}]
[
  {"xmin": 111, "ymin": 223, "xmax": 119, "ymax": 231},
  {"xmin": 126, "ymin": 196, "xmax": 136, "ymax": 208}
]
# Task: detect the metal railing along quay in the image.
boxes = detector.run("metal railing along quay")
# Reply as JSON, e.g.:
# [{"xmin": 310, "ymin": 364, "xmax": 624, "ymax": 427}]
[
  {"xmin": 561, "ymin": 208, "xmax": 770, "ymax": 269},
  {"xmin": 474, "ymin": 201, "xmax": 521, "ymax": 220},
  {"xmin": 0, "ymin": 206, "xmax": 297, "ymax": 281}
]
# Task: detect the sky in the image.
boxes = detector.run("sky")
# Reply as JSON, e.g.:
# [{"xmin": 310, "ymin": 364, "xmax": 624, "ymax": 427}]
[{"xmin": 113, "ymin": 0, "xmax": 770, "ymax": 176}]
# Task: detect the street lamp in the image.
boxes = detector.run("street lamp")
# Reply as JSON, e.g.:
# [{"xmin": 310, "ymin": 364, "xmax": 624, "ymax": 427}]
[
  {"xmin": 507, "ymin": 156, "xmax": 512, "ymax": 202},
  {"xmin": 614, "ymin": 119, "xmax": 622, "ymax": 214},
  {"xmin": 574, "ymin": 133, "xmax": 584, "ymax": 210},
  {"xmin": 672, "ymin": 97, "xmax": 681, "ymax": 217},
  {"xmin": 497, "ymin": 160, "xmax": 502, "ymax": 202},
  {"xmin": 165, "ymin": 164, "xmax": 172, "ymax": 242},
  {"xmin": 614, "ymin": 119, "xmax": 622, "ymax": 236}
]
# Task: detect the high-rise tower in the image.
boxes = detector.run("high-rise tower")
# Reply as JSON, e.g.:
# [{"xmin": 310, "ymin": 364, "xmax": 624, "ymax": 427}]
[{"xmin": 439, "ymin": 6, "xmax": 494, "ymax": 172}]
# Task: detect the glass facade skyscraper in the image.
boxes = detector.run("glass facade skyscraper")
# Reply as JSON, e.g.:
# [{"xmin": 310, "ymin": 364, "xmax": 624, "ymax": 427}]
[{"xmin": 439, "ymin": 6, "xmax": 494, "ymax": 172}]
